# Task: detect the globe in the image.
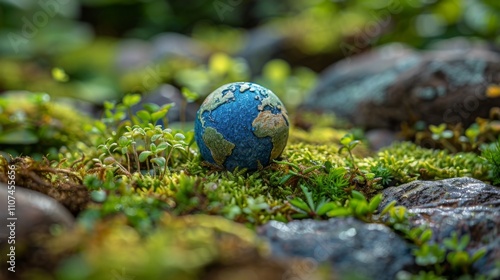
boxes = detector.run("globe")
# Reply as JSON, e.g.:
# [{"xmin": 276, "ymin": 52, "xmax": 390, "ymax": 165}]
[{"xmin": 194, "ymin": 82, "xmax": 289, "ymax": 171}]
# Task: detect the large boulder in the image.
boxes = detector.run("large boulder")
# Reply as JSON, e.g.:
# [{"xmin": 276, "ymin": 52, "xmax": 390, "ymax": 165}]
[
  {"xmin": 379, "ymin": 177, "xmax": 500, "ymax": 276},
  {"xmin": 301, "ymin": 42, "xmax": 500, "ymax": 129},
  {"xmin": 258, "ymin": 217, "xmax": 413, "ymax": 280}
]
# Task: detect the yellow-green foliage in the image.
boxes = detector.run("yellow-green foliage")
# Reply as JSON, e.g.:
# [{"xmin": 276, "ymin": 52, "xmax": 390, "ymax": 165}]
[
  {"xmin": 0, "ymin": 92, "xmax": 95, "ymax": 158},
  {"xmin": 39, "ymin": 214, "xmax": 269, "ymax": 280},
  {"xmin": 0, "ymin": 94, "xmax": 496, "ymax": 280}
]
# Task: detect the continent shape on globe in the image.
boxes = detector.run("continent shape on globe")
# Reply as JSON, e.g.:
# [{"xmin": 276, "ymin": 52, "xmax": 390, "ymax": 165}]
[{"xmin": 195, "ymin": 82, "xmax": 289, "ymax": 171}]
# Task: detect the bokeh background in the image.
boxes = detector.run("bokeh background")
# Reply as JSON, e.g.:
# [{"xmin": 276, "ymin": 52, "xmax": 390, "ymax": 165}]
[{"xmin": 0, "ymin": 0, "xmax": 499, "ymax": 113}]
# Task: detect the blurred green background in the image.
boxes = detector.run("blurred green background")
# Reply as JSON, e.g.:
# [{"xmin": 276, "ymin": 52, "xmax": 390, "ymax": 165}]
[{"xmin": 0, "ymin": 0, "xmax": 499, "ymax": 109}]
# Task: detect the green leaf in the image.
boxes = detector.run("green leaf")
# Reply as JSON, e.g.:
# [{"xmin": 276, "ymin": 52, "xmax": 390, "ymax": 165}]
[
  {"xmin": 354, "ymin": 202, "xmax": 369, "ymax": 217},
  {"xmin": 279, "ymin": 174, "xmax": 293, "ymax": 185},
  {"xmin": 429, "ymin": 124, "xmax": 446, "ymax": 134},
  {"xmin": 93, "ymin": 121, "xmax": 107, "ymax": 133},
  {"xmin": 103, "ymin": 101, "xmax": 115, "ymax": 110},
  {"xmin": 326, "ymin": 208, "xmax": 351, "ymax": 217},
  {"xmin": 123, "ymin": 94, "xmax": 141, "ymax": 107},
  {"xmin": 394, "ymin": 206, "xmax": 407, "ymax": 221},
  {"xmin": 181, "ymin": 87, "xmax": 199, "ymax": 103},
  {"xmin": 117, "ymin": 136, "xmax": 129, "ymax": 147},
  {"xmin": 340, "ymin": 134, "xmax": 353, "ymax": 146},
  {"xmin": 303, "ymin": 165, "xmax": 322, "ymax": 174},
  {"xmin": 300, "ymin": 185, "xmax": 316, "ymax": 211},
  {"xmin": 291, "ymin": 213, "xmax": 310, "ymax": 219},
  {"xmin": 52, "ymin": 67, "xmax": 69, "ymax": 82},
  {"xmin": 316, "ymin": 201, "xmax": 337, "ymax": 216},
  {"xmin": 420, "ymin": 229, "xmax": 433, "ymax": 243},
  {"xmin": 139, "ymin": 151, "xmax": 153, "ymax": 162},
  {"xmin": 443, "ymin": 232, "xmax": 459, "ymax": 250},
  {"xmin": 367, "ymin": 194, "xmax": 382, "ymax": 212},
  {"xmin": 348, "ymin": 140, "xmax": 360, "ymax": 150},
  {"xmin": 149, "ymin": 143, "xmax": 157, "ymax": 153},
  {"xmin": 458, "ymin": 234, "xmax": 470, "ymax": 251},
  {"xmin": 151, "ymin": 110, "xmax": 167, "ymax": 123},
  {"xmin": 136, "ymin": 110, "xmax": 151, "ymax": 122},
  {"xmin": 324, "ymin": 161, "xmax": 333, "ymax": 172},
  {"xmin": 447, "ymin": 251, "xmax": 469, "ymax": 268},
  {"xmin": 174, "ymin": 133, "xmax": 186, "ymax": 140},
  {"xmin": 156, "ymin": 142, "xmax": 169, "ymax": 151},
  {"xmin": 151, "ymin": 134, "xmax": 162, "ymax": 142},
  {"xmin": 289, "ymin": 198, "xmax": 310, "ymax": 213},
  {"xmin": 380, "ymin": 200, "xmax": 397, "ymax": 216},
  {"xmin": 471, "ymin": 248, "xmax": 487, "ymax": 264},
  {"xmin": 351, "ymin": 190, "xmax": 366, "ymax": 201},
  {"xmin": 143, "ymin": 103, "xmax": 161, "ymax": 113},
  {"xmin": 151, "ymin": 157, "xmax": 166, "ymax": 167}
]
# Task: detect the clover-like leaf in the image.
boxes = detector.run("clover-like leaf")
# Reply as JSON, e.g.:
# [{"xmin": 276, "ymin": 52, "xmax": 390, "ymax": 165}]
[
  {"xmin": 122, "ymin": 94, "xmax": 141, "ymax": 107},
  {"xmin": 139, "ymin": 151, "xmax": 153, "ymax": 162},
  {"xmin": 151, "ymin": 157, "xmax": 166, "ymax": 167}
]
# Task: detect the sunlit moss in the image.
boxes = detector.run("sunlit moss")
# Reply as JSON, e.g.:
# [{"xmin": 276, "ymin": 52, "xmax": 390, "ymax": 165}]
[{"xmin": 0, "ymin": 92, "xmax": 95, "ymax": 159}]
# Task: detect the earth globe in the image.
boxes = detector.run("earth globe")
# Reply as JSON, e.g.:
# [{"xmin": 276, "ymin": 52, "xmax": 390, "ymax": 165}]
[{"xmin": 194, "ymin": 82, "xmax": 289, "ymax": 171}]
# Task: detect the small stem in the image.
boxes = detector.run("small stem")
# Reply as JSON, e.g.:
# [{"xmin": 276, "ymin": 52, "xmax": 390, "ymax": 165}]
[
  {"xmin": 126, "ymin": 152, "xmax": 131, "ymax": 173},
  {"xmin": 163, "ymin": 148, "xmax": 174, "ymax": 179},
  {"xmin": 131, "ymin": 144, "xmax": 141, "ymax": 173}
]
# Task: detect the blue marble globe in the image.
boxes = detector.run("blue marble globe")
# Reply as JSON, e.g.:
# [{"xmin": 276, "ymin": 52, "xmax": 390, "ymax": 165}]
[{"xmin": 195, "ymin": 82, "xmax": 289, "ymax": 171}]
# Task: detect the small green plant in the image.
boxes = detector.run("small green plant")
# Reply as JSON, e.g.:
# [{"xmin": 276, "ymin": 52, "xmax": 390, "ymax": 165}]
[
  {"xmin": 326, "ymin": 190, "xmax": 382, "ymax": 222},
  {"xmin": 429, "ymin": 124, "xmax": 456, "ymax": 152},
  {"xmin": 481, "ymin": 139, "xmax": 500, "ymax": 185},
  {"xmin": 411, "ymin": 232, "xmax": 487, "ymax": 277},
  {"xmin": 313, "ymin": 165, "xmax": 350, "ymax": 201},
  {"xmin": 369, "ymin": 165, "xmax": 393, "ymax": 187},
  {"xmin": 338, "ymin": 133, "xmax": 360, "ymax": 167},
  {"xmin": 273, "ymin": 159, "xmax": 323, "ymax": 187},
  {"xmin": 443, "ymin": 233, "xmax": 487, "ymax": 274},
  {"xmin": 90, "ymin": 93, "xmax": 193, "ymax": 180},
  {"xmin": 288, "ymin": 184, "xmax": 338, "ymax": 219}
]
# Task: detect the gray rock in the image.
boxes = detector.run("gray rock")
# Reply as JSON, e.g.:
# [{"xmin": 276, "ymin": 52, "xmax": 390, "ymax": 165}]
[
  {"xmin": 237, "ymin": 26, "xmax": 287, "ymax": 75},
  {"xmin": 258, "ymin": 217, "xmax": 413, "ymax": 280},
  {"xmin": 300, "ymin": 43, "xmax": 421, "ymax": 123},
  {"xmin": 379, "ymin": 177, "xmax": 500, "ymax": 276},
  {"xmin": 115, "ymin": 39, "xmax": 153, "ymax": 73},
  {"xmin": 0, "ymin": 183, "xmax": 74, "ymax": 243},
  {"xmin": 151, "ymin": 32, "xmax": 209, "ymax": 62},
  {"xmin": 365, "ymin": 129, "xmax": 399, "ymax": 151},
  {"xmin": 301, "ymin": 43, "xmax": 500, "ymax": 129}
]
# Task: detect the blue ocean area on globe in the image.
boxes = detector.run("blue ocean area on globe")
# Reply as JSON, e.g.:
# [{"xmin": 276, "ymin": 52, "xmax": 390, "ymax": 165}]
[{"xmin": 194, "ymin": 82, "xmax": 289, "ymax": 171}]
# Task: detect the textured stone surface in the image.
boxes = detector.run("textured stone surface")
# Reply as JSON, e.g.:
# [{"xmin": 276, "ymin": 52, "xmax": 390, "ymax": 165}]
[
  {"xmin": 258, "ymin": 217, "xmax": 413, "ymax": 280},
  {"xmin": 379, "ymin": 177, "xmax": 500, "ymax": 276},
  {"xmin": 300, "ymin": 43, "xmax": 420, "ymax": 124},
  {"xmin": 301, "ymin": 43, "xmax": 500, "ymax": 129},
  {"xmin": 195, "ymin": 82, "xmax": 289, "ymax": 171}
]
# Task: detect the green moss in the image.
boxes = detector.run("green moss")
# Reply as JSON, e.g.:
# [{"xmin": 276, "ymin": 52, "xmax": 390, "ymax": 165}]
[
  {"xmin": 50, "ymin": 214, "xmax": 272, "ymax": 280},
  {"xmin": 361, "ymin": 142, "xmax": 490, "ymax": 183},
  {"xmin": 0, "ymin": 92, "xmax": 95, "ymax": 159},
  {"xmin": 2, "ymin": 92, "xmax": 496, "ymax": 280}
]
